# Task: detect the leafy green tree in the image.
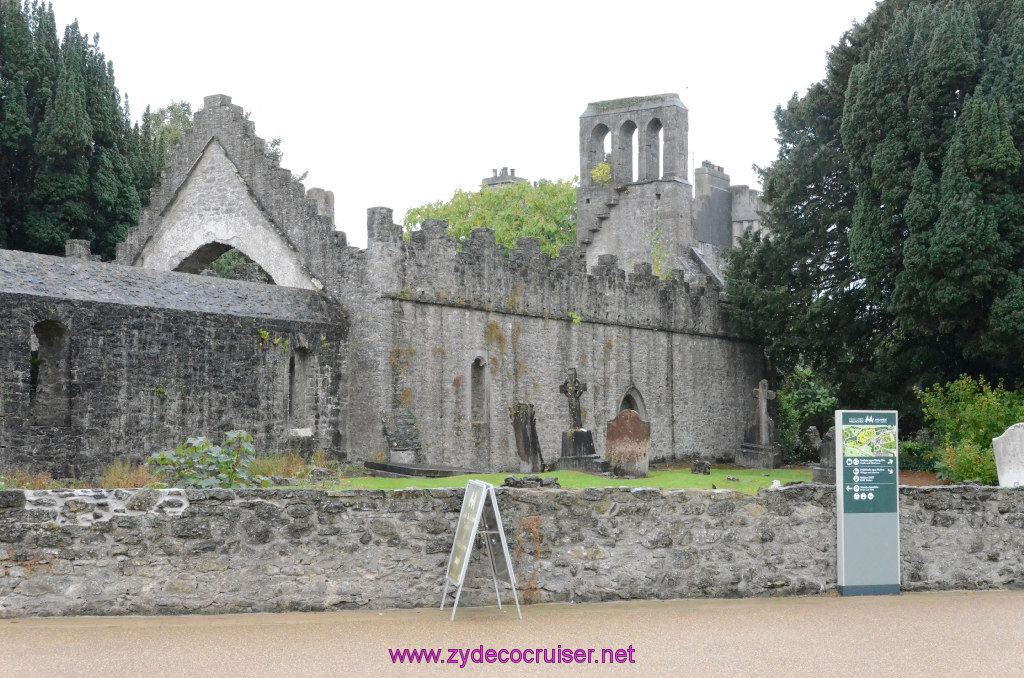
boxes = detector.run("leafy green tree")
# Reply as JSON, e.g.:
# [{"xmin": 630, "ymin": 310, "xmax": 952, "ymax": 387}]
[
  {"xmin": 404, "ymin": 178, "xmax": 578, "ymax": 257},
  {"xmin": 726, "ymin": 0, "xmax": 1024, "ymax": 421}
]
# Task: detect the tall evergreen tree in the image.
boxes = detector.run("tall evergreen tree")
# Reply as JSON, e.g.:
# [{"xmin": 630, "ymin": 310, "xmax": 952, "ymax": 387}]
[
  {"xmin": 727, "ymin": 0, "xmax": 1024, "ymax": 417},
  {"xmin": 0, "ymin": 4, "xmax": 166, "ymax": 258}
]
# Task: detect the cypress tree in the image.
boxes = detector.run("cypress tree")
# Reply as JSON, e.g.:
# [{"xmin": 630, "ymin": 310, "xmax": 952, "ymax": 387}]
[
  {"xmin": 727, "ymin": 0, "xmax": 1024, "ymax": 417},
  {"xmin": 25, "ymin": 23, "xmax": 94, "ymax": 253}
]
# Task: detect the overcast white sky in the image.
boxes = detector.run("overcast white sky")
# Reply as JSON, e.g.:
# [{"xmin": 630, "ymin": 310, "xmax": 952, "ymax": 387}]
[{"xmin": 54, "ymin": 0, "xmax": 879, "ymax": 248}]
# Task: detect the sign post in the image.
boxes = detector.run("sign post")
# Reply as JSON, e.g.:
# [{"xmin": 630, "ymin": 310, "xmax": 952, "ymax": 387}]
[
  {"xmin": 836, "ymin": 410, "xmax": 900, "ymax": 596},
  {"xmin": 440, "ymin": 480, "xmax": 521, "ymax": 621}
]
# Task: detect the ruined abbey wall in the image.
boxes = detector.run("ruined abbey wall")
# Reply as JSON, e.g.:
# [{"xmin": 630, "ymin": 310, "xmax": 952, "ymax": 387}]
[
  {"xmin": 0, "ymin": 251, "xmax": 347, "ymax": 477},
  {"xmin": 0, "ymin": 92, "xmax": 766, "ymax": 475},
  {"xmin": 350, "ymin": 214, "xmax": 761, "ymax": 469}
]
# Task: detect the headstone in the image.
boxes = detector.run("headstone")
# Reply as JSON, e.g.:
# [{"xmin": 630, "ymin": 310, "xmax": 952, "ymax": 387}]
[
  {"xmin": 812, "ymin": 425, "xmax": 837, "ymax": 484},
  {"xmin": 559, "ymin": 368, "xmax": 587, "ymax": 430},
  {"xmin": 993, "ymin": 423, "xmax": 1024, "ymax": 487},
  {"xmin": 606, "ymin": 410, "xmax": 651, "ymax": 477},
  {"xmin": 803, "ymin": 426, "xmax": 822, "ymax": 452},
  {"xmin": 554, "ymin": 368, "xmax": 604, "ymax": 471},
  {"xmin": 736, "ymin": 379, "xmax": 782, "ymax": 468},
  {"xmin": 509, "ymin": 403, "xmax": 544, "ymax": 473}
]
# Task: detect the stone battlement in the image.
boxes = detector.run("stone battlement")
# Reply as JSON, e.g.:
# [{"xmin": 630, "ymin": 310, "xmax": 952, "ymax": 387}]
[{"xmin": 363, "ymin": 209, "xmax": 733, "ymax": 337}]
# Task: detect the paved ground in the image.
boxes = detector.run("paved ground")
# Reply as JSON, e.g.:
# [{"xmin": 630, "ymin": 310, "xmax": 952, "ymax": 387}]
[{"xmin": 2, "ymin": 591, "xmax": 1023, "ymax": 677}]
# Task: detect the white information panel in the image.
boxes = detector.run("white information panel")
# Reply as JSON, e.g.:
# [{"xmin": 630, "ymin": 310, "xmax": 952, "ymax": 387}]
[{"xmin": 440, "ymin": 480, "xmax": 521, "ymax": 621}]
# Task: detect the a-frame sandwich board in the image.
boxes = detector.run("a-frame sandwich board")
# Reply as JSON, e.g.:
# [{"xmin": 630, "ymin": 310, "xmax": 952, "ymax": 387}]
[{"xmin": 440, "ymin": 480, "xmax": 522, "ymax": 621}]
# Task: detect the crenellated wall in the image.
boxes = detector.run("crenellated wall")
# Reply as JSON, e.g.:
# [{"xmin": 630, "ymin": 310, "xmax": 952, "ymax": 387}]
[
  {"xmin": 1, "ymin": 93, "xmax": 767, "ymax": 476},
  {"xmin": 343, "ymin": 209, "xmax": 762, "ymax": 470},
  {"xmin": 1, "ymin": 484, "xmax": 1021, "ymax": 618}
]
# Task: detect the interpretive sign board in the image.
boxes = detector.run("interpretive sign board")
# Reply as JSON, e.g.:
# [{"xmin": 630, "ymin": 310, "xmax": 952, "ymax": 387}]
[
  {"xmin": 836, "ymin": 410, "xmax": 900, "ymax": 596},
  {"xmin": 440, "ymin": 480, "xmax": 521, "ymax": 621}
]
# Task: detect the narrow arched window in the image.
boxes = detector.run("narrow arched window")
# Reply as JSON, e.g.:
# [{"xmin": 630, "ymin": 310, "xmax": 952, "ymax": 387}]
[
  {"xmin": 471, "ymin": 357, "xmax": 486, "ymax": 423},
  {"xmin": 617, "ymin": 120, "xmax": 638, "ymax": 184},
  {"xmin": 288, "ymin": 348, "xmax": 311, "ymax": 426},
  {"xmin": 618, "ymin": 386, "xmax": 647, "ymax": 420},
  {"xmin": 31, "ymin": 320, "xmax": 71, "ymax": 427},
  {"xmin": 589, "ymin": 123, "xmax": 611, "ymax": 175},
  {"xmin": 642, "ymin": 118, "xmax": 663, "ymax": 181}
]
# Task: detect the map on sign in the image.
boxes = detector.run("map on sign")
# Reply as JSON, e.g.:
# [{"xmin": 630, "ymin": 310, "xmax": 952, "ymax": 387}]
[{"xmin": 842, "ymin": 425, "xmax": 897, "ymax": 457}]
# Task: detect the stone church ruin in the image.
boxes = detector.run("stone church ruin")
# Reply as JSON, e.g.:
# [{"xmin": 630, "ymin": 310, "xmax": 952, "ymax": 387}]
[{"xmin": 0, "ymin": 93, "xmax": 766, "ymax": 478}]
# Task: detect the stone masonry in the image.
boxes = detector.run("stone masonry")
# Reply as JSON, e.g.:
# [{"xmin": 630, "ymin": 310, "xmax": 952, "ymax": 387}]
[
  {"xmin": 0, "ymin": 93, "xmax": 765, "ymax": 476},
  {"xmin": 0, "ymin": 483, "xmax": 1021, "ymax": 617}
]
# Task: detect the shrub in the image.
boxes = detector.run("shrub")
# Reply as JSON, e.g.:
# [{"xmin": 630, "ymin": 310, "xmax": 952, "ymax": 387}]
[
  {"xmin": 99, "ymin": 460, "xmax": 157, "ymax": 488},
  {"xmin": 936, "ymin": 441, "xmax": 999, "ymax": 485},
  {"xmin": 898, "ymin": 433, "xmax": 937, "ymax": 472},
  {"xmin": 777, "ymin": 366, "xmax": 837, "ymax": 463},
  {"xmin": 0, "ymin": 467, "xmax": 63, "ymax": 490},
  {"xmin": 249, "ymin": 452, "xmax": 306, "ymax": 479},
  {"xmin": 916, "ymin": 375, "xmax": 1024, "ymax": 450},
  {"xmin": 590, "ymin": 161, "xmax": 611, "ymax": 185},
  {"xmin": 147, "ymin": 430, "xmax": 270, "ymax": 489},
  {"xmin": 916, "ymin": 375, "xmax": 1024, "ymax": 485}
]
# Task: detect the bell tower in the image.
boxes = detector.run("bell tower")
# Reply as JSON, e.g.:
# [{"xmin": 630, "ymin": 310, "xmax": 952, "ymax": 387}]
[{"xmin": 576, "ymin": 94, "xmax": 694, "ymax": 271}]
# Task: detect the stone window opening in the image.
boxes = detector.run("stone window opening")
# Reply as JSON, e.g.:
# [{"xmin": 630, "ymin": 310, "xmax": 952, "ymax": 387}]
[
  {"xmin": 288, "ymin": 348, "xmax": 312, "ymax": 427},
  {"xmin": 471, "ymin": 357, "xmax": 486, "ymax": 423},
  {"xmin": 589, "ymin": 124, "xmax": 611, "ymax": 173},
  {"xmin": 618, "ymin": 386, "xmax": 647, "ymax": 420},
  {"xmin": 643, "ymin": 118, "xmax": 664, "ymax": 181},
  {"xmin": 30, "ymin": 320, "xmax": 71, "ymax": 426},
  {"xmin": 617, "ymin": 120, "xmax": 638, "ymax": 184},
  {"xmin": 175, "ymin": 243, "xmax": 276, "ymax": 284}
]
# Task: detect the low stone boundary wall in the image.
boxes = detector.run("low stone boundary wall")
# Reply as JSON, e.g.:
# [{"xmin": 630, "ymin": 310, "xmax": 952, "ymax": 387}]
[{"xmin": 0, "ymin": 484, "xmax": 1021, "ymax": 617}]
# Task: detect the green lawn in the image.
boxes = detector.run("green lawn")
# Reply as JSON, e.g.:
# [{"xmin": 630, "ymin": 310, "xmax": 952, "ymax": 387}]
[{"xmin": 328, "ymin": 467, "xmax": 812, "ymax": 495}]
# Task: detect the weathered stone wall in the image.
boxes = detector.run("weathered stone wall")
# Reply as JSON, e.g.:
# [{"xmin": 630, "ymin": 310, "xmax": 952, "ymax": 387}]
[
  {"xmin": 0, "ymin": 251, "xmax": 348, "ymax": 477},
  {"xmin": 384, "ymin": 301, "xmax": 760, "ymax": 470},
  {"xmin": 350, "ymin": 213, "xmax": 763, "ymax": 469},
  {"xmin": 1, "ymin": 484, "xmax": 1020, "ymax": 618}
]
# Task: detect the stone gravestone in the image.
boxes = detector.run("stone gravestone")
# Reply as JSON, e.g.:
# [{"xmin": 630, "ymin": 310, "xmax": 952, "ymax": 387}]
[
  {"xmin": 735, "ymin": 379, "xmax": 782, "ymax": 468},
  {"xmin": 555, "ymin": 368, "xmax": 604, "ymax": 471},
  {"xmin": 606, "ymin": 410, "xmax": 651, "ymax": 477},
  {"xmin": 509, "ymin": 403, "xmax": 544, "ymax": 473},
  {"xmin": 993, "ymin": 423, "xmax": 1024, "ymax": 487},
  {"xmin": 812, "ymin": 425, "xmax": 837, "ymax": 484}
]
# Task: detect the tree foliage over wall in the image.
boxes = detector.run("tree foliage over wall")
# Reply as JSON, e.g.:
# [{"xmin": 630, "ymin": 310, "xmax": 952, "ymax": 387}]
[
  {"xmin": 726, "ymin": 0, "xmax": 1024, "ymax": 418},
  {"xmin": 403, "ymin": 178, "xmax": 578, "ymax": 256},
  {"xmin": 0, "ymin": 1, "xmax": 171, "ymax": 259}
]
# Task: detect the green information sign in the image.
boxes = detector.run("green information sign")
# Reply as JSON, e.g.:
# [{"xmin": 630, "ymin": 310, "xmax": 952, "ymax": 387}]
[{"xmin": 836, "ymin": 410, "xmax": 900, "ymax": 596}]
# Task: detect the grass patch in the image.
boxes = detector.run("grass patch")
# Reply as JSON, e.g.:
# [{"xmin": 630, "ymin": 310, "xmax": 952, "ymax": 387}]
[
  {"xmin": 328, "ymin": 467, "xmax": 812, "ymax": 495},
  {"xmin": 250, "ymin": 453, "xmax": 307, "ymax": 479},
  {"xmin": 0, "ymin": 467, "xmax": 88, "ymax": 490},
  {"xmin": 99, "ymin": 459, "xmax": 157, "ymax": 488}
]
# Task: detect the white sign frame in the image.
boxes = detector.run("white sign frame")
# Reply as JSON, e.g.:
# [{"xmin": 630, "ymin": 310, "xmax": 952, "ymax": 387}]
[
  {"xmin": 835, "ymin": 409, "xmax": 901, "ymax": 596},
  {"xmin": 440, "ymin": 480, "xmax": 521, "ymax": 621}
]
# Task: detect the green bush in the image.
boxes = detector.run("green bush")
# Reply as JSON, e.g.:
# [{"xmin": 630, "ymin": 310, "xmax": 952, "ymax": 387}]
[
  {"xmin": 935, "ymin": 441, "xmax": 999, "ymax": 485},
  {"xmin": 147, "ymin": 430, "xmax": 270, "ymax": 489},
  {"xmin": 777, "ymin": 366, "xmax": 838, "ymax": 463},
  {"xmin": 898, "ymin": 437, "xmax": 936, "ymax": 472},
  {"xmin": 915, "ymin": 375, "xmax": 1024, "ymax": 485}
]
